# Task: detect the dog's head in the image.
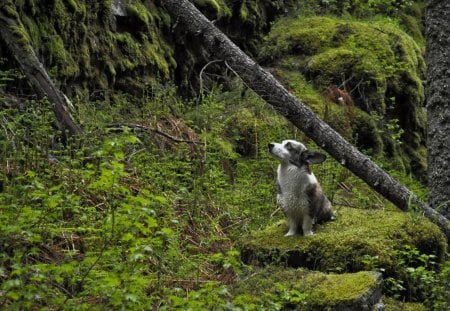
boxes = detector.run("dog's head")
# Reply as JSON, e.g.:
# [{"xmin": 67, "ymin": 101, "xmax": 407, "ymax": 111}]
[{"xmin": 268, "ymin": 140, "xmax": 326, "ymax": 167}]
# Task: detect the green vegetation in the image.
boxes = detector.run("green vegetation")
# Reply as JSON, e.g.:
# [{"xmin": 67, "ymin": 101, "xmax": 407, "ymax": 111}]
[
  {"xmin": 259, "ymin": 15, "xmax": 426, "ymax": 178},
  {"xmin": 240, "ymin": 209, "xmax": 446, "ymax": 271},
  {"xmin": 1, "ymin": 75, "xmax": 448, "ymax": 309},
  {"xmin": 1, "ymin": 0, "xmax": 448, "ymax": 310},
  {"xmin": 1, "ymin": 0, "xmax": 175, "ymax": 94},
  {"xmin": 232, "ymin": 268, "xmax": 381, "ymax": 310}
]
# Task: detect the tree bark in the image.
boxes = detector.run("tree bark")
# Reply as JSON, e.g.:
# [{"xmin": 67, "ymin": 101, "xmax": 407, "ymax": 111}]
[
  {"xmin": 160, "ymin": 0, "xmax": 450, "ymax": 240},
  {"xmin": 426, "ymin": 1, "xmax": 450, "ymax": 220},
  {"xmin": 0, "ymin": 7, "xmax": 82, "ymax": 136}
]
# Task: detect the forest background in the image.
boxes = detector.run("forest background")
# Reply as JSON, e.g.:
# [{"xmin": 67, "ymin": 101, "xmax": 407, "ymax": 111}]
[{"xmin": 0, "ymin": 0, "xmax": 449, "ymax": 310}]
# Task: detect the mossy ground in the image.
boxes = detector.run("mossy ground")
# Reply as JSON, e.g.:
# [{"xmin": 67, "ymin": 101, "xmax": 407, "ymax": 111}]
[
  {"xmin": 232, "ymin": 267, "xmax": 382, "ymax": 310},
  {"xmin": 239, "ymin": 207, "xmax": 447, "ymax": 274},
  {"xmin": 1, "ymin": 0, "xmax": 445, "ymax": 309}
]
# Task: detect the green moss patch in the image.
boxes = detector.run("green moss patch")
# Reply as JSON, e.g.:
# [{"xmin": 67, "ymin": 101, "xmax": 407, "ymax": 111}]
[
  {"xmin": 239, "ymin": 208, "xmax": 446, "ymax": 274},
  {"xmin": 232, "ymin": 267, "xmax": 382, "ymax": 310},
  {"xmin": 1, "ymin": 1, "xmax": 175, "ymax": 94},
  {"xmin": 382, "ymin": 297, "xmax": 426, "ymax": 310}
]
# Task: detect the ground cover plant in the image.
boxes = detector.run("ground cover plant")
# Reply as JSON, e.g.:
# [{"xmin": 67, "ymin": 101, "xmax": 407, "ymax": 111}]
[
  {"xmin": 0, "ymin": 0, "xmax": 449, "ymax": 309},
  {"xmin": 1, "ymin": 82, "xmax": 448, "ymax": 310}
]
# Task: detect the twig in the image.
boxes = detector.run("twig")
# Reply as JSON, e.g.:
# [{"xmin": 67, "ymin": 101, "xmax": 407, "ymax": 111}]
[
  {"xmin": 337, "ymin": 74, "xmax": 354, "ymax": 91},
  {"xmin": 199, "ymin": 59, "xmax": 224, "ymax": 99},
  {"xmin": 224, "ymin": 60, "xmax": 252, "ymax": 92},
  {"xmin": 270, "ymin": 207, "xmax": 281, "ymax": 217},
  {"xmin": 108, "ymin": 122, "xmax": 204, "ymax": 145}
]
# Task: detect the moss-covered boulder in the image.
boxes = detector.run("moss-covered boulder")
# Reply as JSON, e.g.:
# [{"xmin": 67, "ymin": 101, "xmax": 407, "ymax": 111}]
[
  {"xmin": 0, "ymin": 0, "xmax": 176, "ymax": 94},
  {"xmin": 239, "ymin": 208, "xmax": 447, "ymax": 274},
  {"xmin": 259, "ymin": 16, "xmax": 427, "ymax": 178},
  {"xmin": 382, "ymin": 297, "xmax": 426, "ymax": 311},
  {"xmin": 232, "ymin": 267, "xmax": 383, "ymax": 310}
]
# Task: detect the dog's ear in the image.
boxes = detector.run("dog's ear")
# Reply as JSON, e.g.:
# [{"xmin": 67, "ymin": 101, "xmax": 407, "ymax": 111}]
[{"xmin": 301, "ymin": 150, "xmax": 327, "ymax": 165}]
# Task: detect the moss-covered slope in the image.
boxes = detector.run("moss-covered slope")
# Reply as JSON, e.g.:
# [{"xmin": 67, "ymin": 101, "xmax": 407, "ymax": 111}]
[
  {"xmin": 0, "ymin": 0, "xmax": 177, "ymax": 94},
  {"xmin": 0, "ymin": 0, "xmax": 300, "ymax": 96},
  {"xmin": 240, "ymin": 208, "xmax": 447, "ymax": 274},
  {"xmin": 259, "ymin": 16, "xmax": 427, "ymax": 178},
  {"xmin": 233, "ymin": 267, "xmax": 382, "ymax": 310}
]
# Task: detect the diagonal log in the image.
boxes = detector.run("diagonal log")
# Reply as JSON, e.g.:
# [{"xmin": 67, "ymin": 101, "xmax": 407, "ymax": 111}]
[
  {"xmin": 160, "ymin": 0, "xmax": 450, "ymax": 240},
  {"xmin": 0, "ymin": 5, "xmax": 82, "ymax": 136}
]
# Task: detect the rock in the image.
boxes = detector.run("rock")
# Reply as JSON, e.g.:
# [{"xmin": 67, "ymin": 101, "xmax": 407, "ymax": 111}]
[
  {"xmin": 239, "ymin": 207, "xmax": 447, "ymax": 273},
  {"xmin": 232, "ymin": 267, "xmax": 383, "ymax": 310},
  {"xmin": 259, "ymin": 16, "xmax": 428, "ymax": 178}
]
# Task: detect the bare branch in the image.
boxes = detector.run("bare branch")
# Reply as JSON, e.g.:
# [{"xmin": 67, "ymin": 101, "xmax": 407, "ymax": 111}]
[{"xmin": 108, "ymin": 123, "xmax": 205, "ymax": 145}]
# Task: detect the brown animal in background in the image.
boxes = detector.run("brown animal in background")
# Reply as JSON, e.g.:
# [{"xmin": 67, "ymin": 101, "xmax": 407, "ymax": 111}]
[{"xmin": 325, "ymin": 85, "xmax": 354, "ymax": 106}]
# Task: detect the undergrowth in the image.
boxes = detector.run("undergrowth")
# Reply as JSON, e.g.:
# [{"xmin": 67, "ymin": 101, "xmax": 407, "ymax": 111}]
[{"xmin": 0, "ymin": 80, "xmax": 448, "ymax": 309}]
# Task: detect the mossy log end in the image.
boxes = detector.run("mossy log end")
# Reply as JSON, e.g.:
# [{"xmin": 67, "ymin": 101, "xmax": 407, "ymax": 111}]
[
  {"xmin": 0, "ymin": 6, "xmax": 81, "ymax": 136},
  {"xmin": 160, "ymin": 0, "xmax": 450, "ymax": 241},
  {"xmin": 233, "ymin": 267, "xmax": 383, "ymax": 311}
]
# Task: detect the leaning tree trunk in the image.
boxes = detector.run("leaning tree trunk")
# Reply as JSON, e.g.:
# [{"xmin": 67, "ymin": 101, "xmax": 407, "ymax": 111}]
[
  {"xmin": 426, "ymin": 1, "xmax": 450, "ymax": 220},
  {"xmin": 0, "ymin": 7, "xmax": 82, "ymax": 136},
  {"xmin": 160, "ymin": 0, "xmax": 450, "ymax": 240}
]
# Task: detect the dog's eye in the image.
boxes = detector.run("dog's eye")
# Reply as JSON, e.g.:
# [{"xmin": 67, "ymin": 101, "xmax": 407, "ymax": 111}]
[{"xmin": 284, "ymin": 142, "xmax": 292, "ymax": 150}]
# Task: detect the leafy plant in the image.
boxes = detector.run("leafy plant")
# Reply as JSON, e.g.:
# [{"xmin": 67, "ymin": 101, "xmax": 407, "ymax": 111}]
[{"xmin": 384, "ymin": 245, "xmax": 448, "ymax": 307}]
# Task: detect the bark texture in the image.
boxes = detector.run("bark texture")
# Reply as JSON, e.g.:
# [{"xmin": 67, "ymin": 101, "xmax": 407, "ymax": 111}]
[
  {"xmin": 426, "ymin": 0, "xmax": 450, "ymax": 219},
  {"xmin": 161, "ymin": 0, "xmax": 450, "ymax": 240},
  {"xmin": 0, "ymin": 7, "xmax": 82, "ymax": 136}
]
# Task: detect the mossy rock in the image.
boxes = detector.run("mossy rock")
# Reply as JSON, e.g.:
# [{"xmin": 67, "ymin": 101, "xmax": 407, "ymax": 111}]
[
  {"xmin": 1, "ymin": 1, "xmax": 175, "ymax": 95},
  {"xmin": 381, "ymin": 297, "xmax": 426, "ymax": 311},
  {"xmin": 239, "ymin": 208, "xmax": 447, "ymax": 274},
  {"xmin": 259, "ymin": 16, "xmax": 427, "ymax": 177},
  {"xmin": 232, "ymin": 267, "xmax": 383, "ymax": 310}
]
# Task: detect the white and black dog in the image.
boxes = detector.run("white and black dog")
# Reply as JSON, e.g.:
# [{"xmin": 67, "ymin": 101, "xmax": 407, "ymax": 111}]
[{"xmin": 268, "ymin": 140, "xmax": 334, "ymax": 236}]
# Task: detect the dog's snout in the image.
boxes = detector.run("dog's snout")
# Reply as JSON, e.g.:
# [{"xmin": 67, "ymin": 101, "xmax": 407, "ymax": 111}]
[{"xmin": 268, "ymin": 143, "xmax": 274, "ymax": 151}]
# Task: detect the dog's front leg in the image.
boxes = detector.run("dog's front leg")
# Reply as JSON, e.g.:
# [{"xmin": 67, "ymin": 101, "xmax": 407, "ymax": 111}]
[
  {"xmin": 302, "ymin": 215, "xmax": 314, "ymax": 236},
  {"xmin": 285, "ymin": 217, "xmax": 298, "ymax": 236}
]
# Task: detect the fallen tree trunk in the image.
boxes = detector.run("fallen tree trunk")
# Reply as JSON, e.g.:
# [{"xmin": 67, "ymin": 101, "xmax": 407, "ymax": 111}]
[
  {"xmin": 160, "ymin": 0, "xmax": 450, "ymax": 240},
  {"xmin": 0, "ymin": 6, "xmax": 82, "ymax": 136}
]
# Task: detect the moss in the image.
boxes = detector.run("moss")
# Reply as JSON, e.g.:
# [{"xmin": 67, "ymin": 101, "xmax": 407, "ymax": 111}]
[
  {"xmin": 239, "ymin": 2, "xmax": 249, "ymax": 21},
  {"xmin": 1, "ymin": 0, "xmax": 176, "ymax": 94},
  {"xmin": 309, "ymin": 272, "xmax": 378, "ymax": 305},
  {"xmin": 20, "ymin": 15, "xmax": 40, "ymax": 47},
  {"xmin": 239, "ymin": 207, "xmax": 447, "ymax": 273},
  {"xmin": 7, "ymin": 25, "xmax": 26, "ymax": 47},
  {"xmin": 261, "ymin": 15, "xmax": 425, "ymax": 109},
  {"xmin": 399, "ymin": 2, "xmax": 426, "ymax": 47},
  {"xmin": 383, "ymin": 297, "xmax": 426, "ymax": 311},
  {"xmin": 53, "ymin": 0, "xmax": 70, "ymax": 30},
  {"xmin": 126, "ymin": 3, "xmax": 152, "ymax": 27},
  {"xmin": 232, "ymin": 267, "xmax": 382, "ymax": 309},
  {"xmin": 1, "ymin": 2, "xmax": 20, "ymax": 19},
  {"xmin": 194, "ymin": 0, "xmax": 231, "ymax": 18},
  {"xmin": 64, "ymin": 0, "xmax": 85, "ymax": 15},
  {"xmin": 273, "ymin": 64, "xmax": 323, "ymax": 112},
  {"xmin": 260, "ymin": 17, "xmax": 338, "ymax": 61},
  {"xmin": 260, "ymin": 16, "xmax": 427, "ymax": 177}
]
